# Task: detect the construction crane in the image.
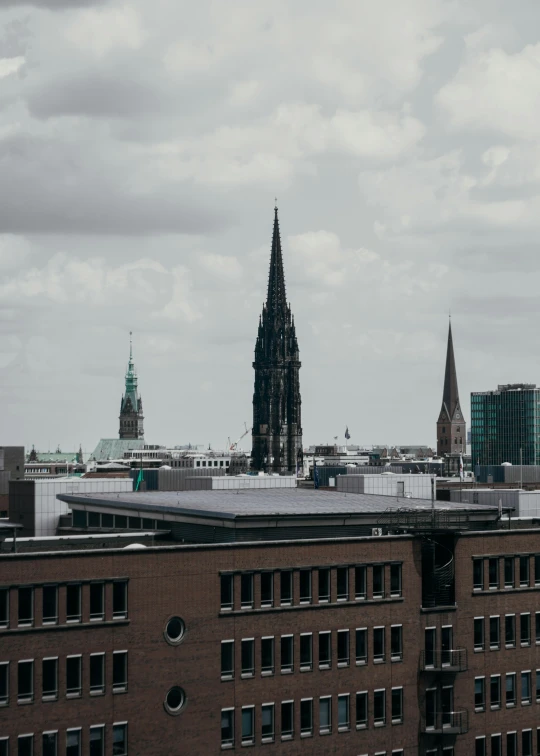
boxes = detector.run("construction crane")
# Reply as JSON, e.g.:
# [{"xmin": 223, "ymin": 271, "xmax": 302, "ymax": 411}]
[{"xmin": 229, "ymin": 422, "xmax": 251, "ymax": 451}]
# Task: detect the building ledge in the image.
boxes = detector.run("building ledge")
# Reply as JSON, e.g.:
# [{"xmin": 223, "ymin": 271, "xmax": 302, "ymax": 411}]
[
  {"xmin": 0, "ymin": 619, "xmax": 129, "ymax": 636},
  {"xmin": 221, "ymin": 596, "xmax": 404, "ymax": 617}
]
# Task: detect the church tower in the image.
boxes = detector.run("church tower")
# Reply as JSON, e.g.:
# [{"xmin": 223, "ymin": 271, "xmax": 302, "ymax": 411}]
[
  {"xmin": 251, "ymin": 207, "xmax": 302, "ymax": 473},
  {"xmin": 437, "ymin": 320, "xmax": 465, "ymax": 456},
  {"xmin": 119, "ymin": 333, "xmax": 144, "ymax": 440}
]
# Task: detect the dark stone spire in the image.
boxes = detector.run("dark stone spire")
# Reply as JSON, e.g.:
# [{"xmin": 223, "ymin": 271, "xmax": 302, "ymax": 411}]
[
  {"xmin": 266, "ymin": 206, "xmax": 287, "ymax": 318},
  {"xmin": 442, "ymin": 321, "xmax": 460, "ymax": 420},
  {"xmin": 437, "ymin": 320, "xmax": 465, "ymax": 456}
]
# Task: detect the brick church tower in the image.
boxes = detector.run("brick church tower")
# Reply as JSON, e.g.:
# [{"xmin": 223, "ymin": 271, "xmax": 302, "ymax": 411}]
[
  {"xmin": 251, "ymin": 207, "xmax": 302, "ymax": 473},
  {"xmin": 437, "ymin": 321, "xmax": 466, "ymax": 456},
  {"xmin": 119, "ymin": 333, "xmax": 144, "ymax": 440}
]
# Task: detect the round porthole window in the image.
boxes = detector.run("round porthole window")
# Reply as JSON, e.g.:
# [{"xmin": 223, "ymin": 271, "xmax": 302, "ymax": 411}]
[
  {"xmin": 164, "ymin": 686, "xmax": 186, "ymax": 715},
  {"xmin": 164, "ymin": 616, "xmax": 186, "ymax": 645}
]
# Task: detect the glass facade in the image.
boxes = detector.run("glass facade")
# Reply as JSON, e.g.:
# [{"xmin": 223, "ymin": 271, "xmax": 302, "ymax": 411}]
[{"xmin": 471, "ymin": 385, "xmax": 540, "ymax": 466}]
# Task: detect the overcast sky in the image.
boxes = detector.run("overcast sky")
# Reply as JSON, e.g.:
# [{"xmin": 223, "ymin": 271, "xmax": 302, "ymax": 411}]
[{"xmin": 1, "ymin": 0, "xmax": 540, "ymax": 453}]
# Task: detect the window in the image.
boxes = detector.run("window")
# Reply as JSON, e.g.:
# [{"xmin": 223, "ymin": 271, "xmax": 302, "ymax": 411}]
[
  {"xmin": 18, "ymin": 660, "xmax": 33, "ymax": 703},
  {"xmin": 474, "ymin": 618, "xmax": 485, "ymax": 651},
  {"xmin": 520, "ymin": 556, "xmax": 530, "ymax": 587},
  {"xmin": 490, "ymin": 675, "xmax": 501, "ymax": 709},
  {"xmin": 18, "ymin": 587, "xmax": 33, "ymax": 627},
  {"xmin": 42, "ymin": 732, "xmax": 57, "ymax": 756},
  {"xmin": 66, "ymin": 730, "xmax": 81, "ymax": 756},
  {"xmin": 521, "ymin": 613, "xmax": 531, "ymax": 645},
  {"xmin": 491, "ymin": 734, "xmax": 501, "ymax": 756},
  {"xmin": 337, "ymin": 567, "xmax": 349, "ymax": 600},
  {"xmin": 261, "ymin": 704, "xmax": 274, "ymax": 742},
  {"xmin": 373, "ymin": 565, "xmax": 385, "ymax": 598},
  {"xmin": 112, "ymin": 724, "xmax": 127, "ymax": 756},
  {"xmin": 505, "ymin": 615, "xmax": 516, "ymax": 647},
  {"xmin": 90, "ymin": 653, "xmax": 105, "ymax": 695},
  {"xmin": 522, "ymin": 730, "xmax": 533, "ymax": 756},
  {"xmin": 318, "ymin": 568, "xmax": 330, "ymax": 602},
  {"xmin": 319, "ymin": 696, "xmax": 332, "ymax": 734},
  {"xmin": 356, "ymin": 628, "xmax": 367, "ymax": 664},
  {"xmin": 355, "ymin": 566, "xmax": 367, "ymax": 599},
  {"xmin": 221, "ymin": 709, "xmax": 234, "ymax": 748},
  {"xmin": 260, "ymin": 573, "xmax": 273, "ymax": 607},
  {"xmin": 474, "ymin": 677, "xmax": 485, "ymax": 710},
  {"xmin": 522, "ymin": 671, "xmax": 532, "ymax": 704},
  {"xmin": 66, "ymin": 656, "xmax": 82, "ymax": 697},
  {"xmin": 475, "ymin": 737, "xmax": 486, "ymax": 756},
  {"xmin": 113, "ymin": 651, "xmax": 128, "ymax": 692},
  {"xmin": 473, "ymin": 558, "xmax": 484, "ymax": 590},
  {"xmin": 536, "ymin": 612, "xmax": 540, "ymax": 644},
  {"xmin": 391, "ymin": 625, "xmax": 403, "ymax": 661},
  {"xmin": 300, "ymin": 699, "xmax": 313, "ymax": 737},
  {"xmin": 113, "ymin": 581, "xmax": 128, "ymax": 619},
  {"xmin": 337, "ymin": 630, "xmax": 349, "ymax": 666},
  {"xmin": 488, "ymin": 558, "xmax": 499, "ymax": 589},
  {"xmin": 535, "ymin": 554, "xmax": 540, "ymax": 585},
  {"xmin": 391, "ymin": 688, "xmax": 403, "ymax": 723},
  {"xmin": 42, "ymin": 658, "xmax": 58, "ymax": 700},
  {"xmin": 66, "ymin": 584, "xmax": 81, "ymax": 623},
  {"xmin": 0, "ymin": 589, "xmax": 8, "ymax": 628},
  {"xmin": 281, "ymin": 701, "xmax": 294, "ymax": 740},
  {"xmin": 506, "ymin": 673, "xmax": 516, "ymax": 706},
  {"xmin": 299, "ymin": 570, "xmax": 312, "ymax": 603},
  {"xmin": 300, "ymin": 633, "xmax": 313, "ymax": 671},
  {"xmin": 89, "ymin": 727, "xmax": 104, "ymax": 756},
  {"xmin": 338, "ymin": 694, "xmax": 350, "ymax": 731},
  {"xmin": 489, "ymin": 616, "xmax": 500, "ymax": 649},
  {"xmin": 280, "ymin": 635, "xmax": 293, "ymax": 673},
  {"xmin": 241, "ymin": 639, "xmax": 254, "ymax": 676},
  {"xmin": 90, "ymin": 583, "xmax": 104, "ymax": 621},
  {"xmin": 221, "ymin": 641, "xmax": 234, "ymax": 680},
  {"xmin": 424, "ymin": 627, "xmax": 436, "ymax": 667},
  {"xmin": 220, "ymin": 574, "xmax": 233, "ymax": 610},
  {"xmin": 374, "ymin": 627, "xmax": 385, "ymax": 662},
  {"xmin": 504, "ymin": 557, "xmax": 515, "ymax": 588},
  {"xmin": 0, "ymin": 663, "xmax": 8, "ymax": 706},
  {"xmin": 42, "ymin": 586, "xmax": 58, "ymax": 625},
  {"xmin": 374, "ymin": 689, "xmax": 386, "ymax": 725},
  {"xmin": 356, "ymin": 691, "xmax": 368, "ymax": 728},
  {"xmin": 536, "ymin": 670, "xmax": 540, "ymax": 701},
  {"xmin": 280, "ymin": 571, "xmax": 292, "ymax": 605},
  {"xmin": 390, "ymin": 564, "xmax": 402, "ymax": 596},
  {"xmin": 17, "ymin": 736, "xmax": 33, "ymax": 756},
  {"xmin": 319, "ymin": 632, "xmax": 331, "ymax": 668},
  {"xmin": 507, "ymin": 732, "xmax": 517, "ymax": 756},
  {"xmin": 261, "ymin": 637, "xmax": 274, "ymax": 675}
]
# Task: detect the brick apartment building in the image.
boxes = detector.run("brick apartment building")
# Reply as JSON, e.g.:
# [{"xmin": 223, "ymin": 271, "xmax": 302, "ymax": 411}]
[{"xmin": 0, "ymin": 488, "xmax": 540, "ymax": 755}]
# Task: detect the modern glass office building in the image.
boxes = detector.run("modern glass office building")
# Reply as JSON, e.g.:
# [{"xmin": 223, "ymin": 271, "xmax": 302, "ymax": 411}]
[{"xmin": 471, "ymin": 384, "xmax": 540, "ymax": 466}]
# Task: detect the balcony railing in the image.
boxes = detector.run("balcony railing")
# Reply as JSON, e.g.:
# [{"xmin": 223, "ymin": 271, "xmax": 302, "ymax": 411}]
[
  {"xmin": 419, "ymin": 648, "xmax": 468, "ymax": 672},
  {"xmin": 421, "ymin": 709, "xmax": 468, "ymax": 735}
]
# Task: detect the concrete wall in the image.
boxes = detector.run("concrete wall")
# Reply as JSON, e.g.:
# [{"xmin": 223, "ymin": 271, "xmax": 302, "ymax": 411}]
[{"xmin": 337, "ymin": 474, "xmax": 434, "ymax": 500}]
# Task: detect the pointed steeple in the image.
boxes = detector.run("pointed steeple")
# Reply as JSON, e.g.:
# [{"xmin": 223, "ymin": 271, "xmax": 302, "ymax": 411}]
[
  {"xmin": 265, "ymin": 205, "xmax": 287, "ymax": 317},
  {"xmin": 119, "ymin": 332, "xmax": 144, "ymax": 440},
  {"xmin": 437, "ymin": 319, "xmax": 466, "ymax": 457},
  {"xmin": 442, "ymin": 320, "xmax": 460, "ymax": 420}
]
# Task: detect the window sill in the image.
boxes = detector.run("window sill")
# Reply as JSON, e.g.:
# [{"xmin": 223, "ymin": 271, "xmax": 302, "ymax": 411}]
[
  {"xmin": 43, "ymin": 620, "xmax": 58, "ymax": 626},
  {"xmin": 300, "ymin": 667, "xmax": 313, "ymax": 673},
  {"xmin": 474, "ymin": 647, "xmax": 485, "ymax": 653},
  {"xmin": 490, "ymin": 705, "xmax": 501, "ymax": 711},
  {"xmin": 374, "ymin": 722, "xmax": 386, "ymax": 728},
  {"xmin": 89, "ymin": 617, "xmax": 105, "ymax": 623},
  {"xmin": 391, "ymin": 656, "xmax": 403, "ymax": 663},
  {"xmin": 66, "ymin": 619, "xmax": 82, "ymax": 624},
  {"xmin": 319, "ymin": 664, "xmax": 331, "ymax": 670},
  {"xmin": 319, "ymin": 729, "xmax": 331, "ymax": 735},
  {"xmin": 338, "ymin": 726, "xmax": 350, "ymax": 733},
  {"xmin": 392, "ymin": 719, "xmax": 403, "ymax": 725},
  {"xmin": 337, "ymin": 662, "xmax": 349, "ymax": 668},
  {"xmin": 318, "ymin": 599, "xmax": 330, "ymax": 604},
  {"xmin": 42, "ymin": 695, "xmax": 58, "ymax": 702},
  {"xmin": 113, "ymin": 687, "xmax": 128, "ymax": 694},
  {"xmin": 505, "ymin": 644, "xmax": 516, "ymax": 649},
  {"xmin": 280, "ymin": 669, "xmax": 293, "ymax": 675},
  {"xmin": 300, "ymin": 733, "xmax": 313, "ymax": 739},
  {"xmin": 356, "ymin": 724, "xmax": 367, "ymax": 730},
  {"xmin": 261, "ymin": 671, "xmax": 274, "ymax": 677},
  {"xmin": 374, "ymin": 658, "xmax": 386, "ymax": 664},
  {"xmin": 356, "ymin": 660, "xmax": 367, "ymax": 666},
  {"xmin": 17, "ymin": 699, "xmax": 34, "ymax": 705},
  {"xmin": 221, "ymin": 744, "xmax": 234, "ymax": 750},
  {"xmin": 90, "ymin": 690, "xmax": 105, "ymax": 696},
  {"xmin": 355, "ymin": 596, "xmax": 366, "ymax": 602},
  {"xmin": 474, "ymin": 707, "xmax": 485, "ymax": 713},
  {"xmin": 522, "ymin": 701, "xmax": 532, "ymax": 706},
  {"xmin": 240, "ymin": 673, "xmax": 254, "ymax": 679},
  {"xmin": 241, "ymin": 741, "xmax": 254, "ymax": 747},
  {"xmin": 281, "ymin": 735, "xmax": 293, "ymax": 741},
  {"xmin": 261, "ymin": 737, "xmax": 274, "ymax": 744},
  {"xmin": 221, "ymin": 675, "xmax": 234, "ymax": 682}
]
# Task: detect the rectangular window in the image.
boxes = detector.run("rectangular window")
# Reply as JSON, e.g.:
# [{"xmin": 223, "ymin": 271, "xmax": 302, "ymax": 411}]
[
  {"xmin": 280, "ymin": 635, "xmax": 293, "ymax": 673},
  {"xmin": 374, "ymin": 689, "xmax": 386, "ymax": 725},
  {"xmin": 261, "ymin": 703, "xmax": 274, "ymax": 742},
  {"xmin": 336, "ymin": 567, "xmax": 349, "ymax": 601},
  {"xmin": 300, "ymin": 699, "xmax": 313, "ymax": 737},
  {"xmin": 90, "ymin": 653, "xmax": 105, "ymax": 695},
  {"xmin": 475, "ymin": 739, "xmax": 486, "ymax": 756},
  {"xmin": 0, "ymin": 663, "xmax": 8, "ymax": 707},
  {"xmin": 506, "ymin": 732, "xmax": 517, "ymax": 756},
  {"xmin": 506, "ymin": 673, "xmax": 516, "ymax": 706},
  {"xmin": 318, "ymin": 631, "xmax": 331, "ymax": 668},
  {"xmin": 424, "ymin": 627, "xmax": 436, "ymax": 667},
  {"xmin": 391, "ymin": 625, "xmax": 403, "ymax": 661},
  {"xmin": 260, "ymin": 573, "xmax": 273, "ymax": 608},
  {"xmin": 356, "ymin": 691, "xmax": 367, "ymax": 728},
  {"xmin": 42, "ymin": 732, "xmax": 57, "ymax": 756},
  {"xmin": 220, "ymin": 574, "xmax": 233, "ymax": 610},
  {"xmin": 299, "ymin": 570, "xmax": 312, "ymax": 604},
  {"xmin": 66, "ymin": 584, "xmax": 81, "ymax": 623},
  {"xmin": 489, "ymin": 616, "xmax": 500, "ymax": 649},
  {"xmin": 112, "ymin": 724, "xmax": 127, "ymax": 756},
  {"xmin": 474, "ymin": 677, "xmax": 485, "ymax": 710},
  {"xmin": 536, "ymin": 670, "xmax": 540, "ymax": 701},
  {"xmin": 473, "ymin": 558, "xmax": 484, "ymax": 590},
  {"xmin": 374, "ymin": 627, "xmax": 385, "ymax": 662},
  {"xmin": 491, "ymin": 734, "xmax": 501, "ymax": 756},
  {"xmin": 241, "ymin": 639, "xmax": 254, "ymax": 676},
  {"xmin": 261, "ymin": 637, "xmax": 274, "ymax": 675},
  {"xmin": 0, "ymin": 589, "xmax": 8, "ymax": 628},
  {"xmin": 319, "ymin": 697, "xmax": 331, "ymax": 734},
  {"xmin": 42, "ymin": 586, "xmax": 58, "ymax": 625},
  {"xmin": 536, "ymin": 612, "xmax": 540, "ymax": 644},
  {"xmin": 535, "ymin": 554, "xmax": 540, "ymax": 585},
  {"xmin": 391, "ymin": 688, "xmax": 403, "ymax": 723},
  {"xmin": 355, "ymin": 565, "xmax": 367, "ymax": 599},
  {"xmin": 490, "ymin": 675, "xmax": 501, "ymax": 708},
  {"xmin": 221, "ymin": 709, "xmax": 234, "ymax": 748},
  {"xmin": 356, "ymin": 628, "xmax": 367, "ymax": 664},
  {"xmin": 505, "ymin": 615, "xmax": 516, "ymax": 647},
  {"xmin": 488, "ymin": 557, "xmax": 499, "ymax": 589},
  {"xmin": 18, "ymin": 660, "xmax": 33, "ymax": 703},
  {"xmin": 474, "ymin": 617, "xmax": 484, "ymax": 651},
  {"xmin": 520, "ymin": 556, "xmax": 530, "ymax": 587},
  {"xmin": 338, "ymin": 694, "xmax": 350, "ymax": 730},
  {"xmin": 337, "ymin": 629, "xmax": 349, "ymax": 666},
  {"xmin": 221, "ymin": 641, "xmax": 234, "ymax": 680},
  {"xmin": 90, "ymin": 583, "xmax": 105, "ymax": 621},
  {"xmin": 504, "ymin": 557, "xmax": 515, "ymax": 588},
  {"xmin": 112, "ymin": 651, "xmax": 128, "ymax": 692},
  {"xmin": 300, "ymin": 633, "xmax": 313, "ymax": 671},
  {"xmin": 522, "ymin": 671, "xmax": 532, "ymax": 704},
  {"xmin": 89, "ymin": 727, "xmax": 104, "ymax": 756},
  {"xmin": 280, "ymin": 571, "xmax": 292, "ymax": 605},
  {"xmin": 112, "ymin": 581, "xmax": 128, "ymax": 619},
  {"xmin": 281, "ymin": 701, "xmax": 294, "ymax": 739},
  {"xmin": 17, "ymin": 736, "xmax": 33, "ymax": 756},
  {"xmin": 42, "ymin": 658, "xmax": 58, "ymax": 700},
  {"xmin": 390, "ymin": 564, "xmax": 402, "ymax": 596},
  {"xmin": 522, "ymin": 730, "xmax": 533, "ymax": 756},
  {"xmin": 318, "ymin": 568, "xmax": 330, "ymax": 602},
  {"xmin": 18, "ymin": 587, "xmax": 33, "ymax": 627},
  {"xmin": 66, "ymin": 656, "xmax": 82, "ymax": 697},
  {"xmin": 373, "ymin": 565, "xmax": 385, "ymax": 598},
  {"xmin": 66, "ymin": 730, "xmax": 81, "ymax": 756},
  {"xmin": 521, "ymin": 613, "xmax": 531, "ymax": 645}
]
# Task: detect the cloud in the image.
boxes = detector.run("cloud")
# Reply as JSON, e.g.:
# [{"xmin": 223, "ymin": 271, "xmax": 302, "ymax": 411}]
[
  {"xmin": 0, "ymin": 55, "xmax": 24, "ymax": 78},
  {"xmin": 63, "ymin": 5, "xmax": 143, "ymax": 56},
  {"xmin": 0, "ymin": 0, "xmax": 106, "ymax": 6},
  {"xmin": 198, "ymin": 253, "xmax": 243, "ymax": 281},
  {"xmin": 288, "ymin": 231, "xmax": 378, "ymax": 287}
]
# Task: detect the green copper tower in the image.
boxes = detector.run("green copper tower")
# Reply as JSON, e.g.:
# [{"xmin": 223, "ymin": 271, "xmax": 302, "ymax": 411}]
[{"xmin": 119, "ymin": 333, "xmax": 144, "ymax": 440}]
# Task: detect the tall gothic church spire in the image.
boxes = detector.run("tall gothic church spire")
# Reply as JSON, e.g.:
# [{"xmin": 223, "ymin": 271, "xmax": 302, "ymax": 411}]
[
  {"xmin": 251, "ymin": 207, "xmax": 302, "ymax": 472},
  {"xmin": 437, "ymin": 320, "xmax": 465, "ymax": 456},
  {"xmin": 119, "ymin": 332, "xmax": 145, "ymax": 440}
]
